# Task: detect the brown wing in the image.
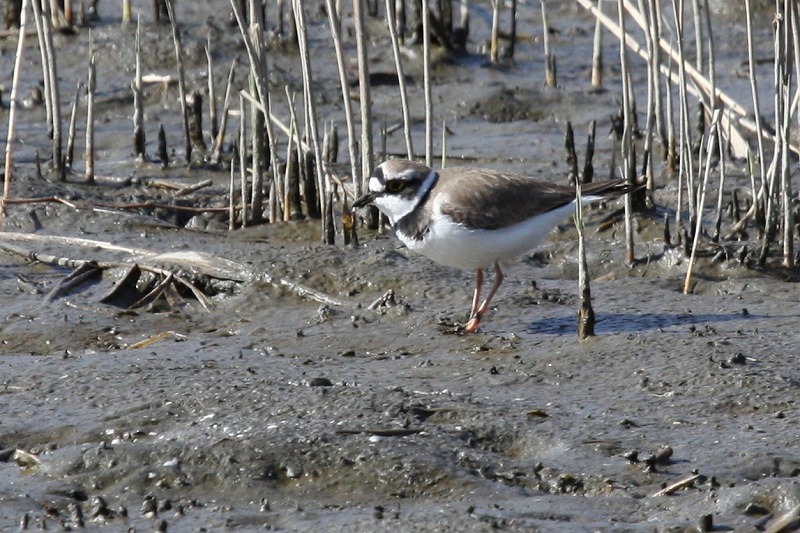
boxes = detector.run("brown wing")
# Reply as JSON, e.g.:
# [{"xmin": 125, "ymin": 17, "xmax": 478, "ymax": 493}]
[{"xmin": 436, "ymin": 167, "xmax": 631, "ymax": 231}]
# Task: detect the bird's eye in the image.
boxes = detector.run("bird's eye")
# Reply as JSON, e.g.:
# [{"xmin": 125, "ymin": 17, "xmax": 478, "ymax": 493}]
[{"xmin": 386, "ymin": 180, "xmax": 405, "ymax": 193}]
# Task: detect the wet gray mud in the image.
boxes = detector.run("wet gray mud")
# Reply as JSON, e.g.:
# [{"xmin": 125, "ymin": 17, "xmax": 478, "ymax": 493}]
[{"xmin": 2, "ymin": 2, "xmax": 800, "ymax": 532}]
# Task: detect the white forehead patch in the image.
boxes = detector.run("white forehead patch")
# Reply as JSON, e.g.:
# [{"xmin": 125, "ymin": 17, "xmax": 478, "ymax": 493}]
[{"xmin": 368, "ymin": 176, "xmax": 384, "ymax": 193}]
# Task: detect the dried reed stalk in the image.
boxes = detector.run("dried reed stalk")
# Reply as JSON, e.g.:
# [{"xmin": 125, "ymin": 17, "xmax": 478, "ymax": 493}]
[
  {"xmin": 41, "ymin": 0, "xmax": 63, "ymax": 173},
  {"xmin": 385, "ymin": 0, "xmax": 414, "ymax": 159},
  {"xmin": 31, "ymin": 0, "xmax": 52, "ymax": 140},
  {"xmin": 239, "ymin": 95, "xmax": 248, "ymax": 227},
  {"xmin": 422, "ymin": 0, "xmax": 433, "ymax": 165},
  {"xmin": 489, "ymin": 0, "xmax": 499, "ymax": 63},
  {"xmin": 670, "ymin": 0, "xmax": 696, "ymax": 238},
  {"xmin": 542, "ymin": 0, "xmax": 556, "ymax": 86},
  {"xmin": 284, "ymin": 86, "xmax": 301, "ymax": 221},
  {"xmin": 684, "ymin": 110, "xmax": 720, "ymax": 294},
  {"xmin": 206, "ymin": 35, "xmax": 219, "ymax": 143},
  {"xmin": 325, "ymin": 0, "xmax": 360, "ymax": 203},
  {"xmin": 591, "ymin": 0, "xmax": 603, "ymax": 88},
  {"xmin": 618, "ymin": 1, "xmax": 635, "ymax": 264},
  {"xmin": 85, "ymin": 49, "xmax": 96, "ymax": 183},
  {"xmin": 507, "ymin": 0, "xmax": 517, "ymax": 59},
  {"xmin": 212, "ymin": 59, "xmax": 236, "ymax": 163},
  {"xmin": 66, "ymin": 82, "xmax": 81, "ymax": 167},
  {"xmin": 158, "ymin": 123, "xmax": 168, "ymax": 168},
  {"xmin": 0, "ymin": 0, "xmax": 29, "ymax": 225},
  {"xmin": 248, "ymin": 0, "xmax": 266, "ymax": 223},
  {"xmin": 291, "ymin": 0, "xmax": 328, "ymax": 240},
  {"xmin": 133, "ymin": 16, "xmax": 145, "ymax": 159},
  {"xmin": 575, "ymin": 182, "xmax": 594, "ymax": 339},
  {"xmin": 229, "ymin": 148, "xmax": 236, "ymax": 230},
  {"xmin": 353, "ymin": 0, "xmax": 378, "ymax": 228},
  {"xmin": 165, "ymin": 0, "xmax": 191, "ymax": 163}
]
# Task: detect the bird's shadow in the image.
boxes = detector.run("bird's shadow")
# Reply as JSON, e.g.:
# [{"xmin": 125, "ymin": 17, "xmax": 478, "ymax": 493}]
[{"xmin": 526, "ymin": 311, "xmax": 763, "ymax": 335}]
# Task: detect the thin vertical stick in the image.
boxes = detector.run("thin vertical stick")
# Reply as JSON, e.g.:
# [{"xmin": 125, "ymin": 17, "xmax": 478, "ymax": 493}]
[
  {"xmin": 66, "ymin": 82, "xmax": 81, "ymax": 167},
  {"xmin": 292, "ymin": 0, "xmax": 328, "ymax": 241},
  {"xmin": 618, "ymin": 1, "xmax": 635, "ymax": 263},
  {"xmin": 385, "ymin": 0, "xmax": 414, "ymax": 159},
  {"xmin": 165, "ymin": 0, "xmax": 191, "ymax": 164},
  {"xmin": 212, "ymin": 59, "xmax": 236, "ymax": 163},
  {"xmin": 665, "ymin": 51, "xmax": 677, "ymax": 171},
  {"xmin": 684, "ymin": 110, "xmax": 720, "ymax": 294},
  {"xmin": 647, "ymin": 0, "xmax": 667, "ymax": 155},
  {"xmin": 41, "ymin": 0, "xmax": 63, "ymax": 173},
  {"xmin": 132, "ymin": 15, "xmax": 145, "ymax": 159},
  {"xmin": 229, "ymin": 151, "xmax": 236, "ymax": 230},
  {"xmin": 85, "ymin": 49, "xmax": 96, "ymax": 184},
  {"xmin": 489, "ymin": 0, "xmax": 499, "ymax": 63},
  {"xmin": 283, "ymin": 108, "xmax": 297, "ymax": 222},
  {"xmin": 591, "ymin": 0, "xmax": 604, "ymax": 89},
  {"xmin": 780, "ymin": 0, "xmax": 795, "ymax": 268},
  {"xmin": 507, "ymin": 0, "xmax": 517, "ymax": 59},
  {"xmin": 284, "ymin": 87, "xmax": 302, "ymax": 220},
  {"xmin": 582, "ymin": 120, "xmax": 596, "ymax": 184},
  {"xmin": 248, "ymin": 0, "xmax": 267, "ymax": 224},
  {"xmin": 690, "ymin": 0, "xmax": 702, "ymax": 72},
  {"xmin": 326, "ymin": 0, "xmax": 360, "ymax": 200},
  {"xmin": 639, "ymin": 0, "xmax": 656, "ymax": 198},
  {"xmin": 353, "ymin": 0, "xmax": 376, "ymax": 226},
  {"xmin": 1, "ymin": 0, "xmax": 30, "ymax": 225},
  {"xmin": 265, "ymin": 88, "xmax": 281, "ymax": 223},
  {"xmin": 422, "ymin": 0, "xmax": 433, "ymax": 166},
  {"xmin": 542, "ymin": 0, "xmax": 556, "ymax": 86},
  {"xmin": 123, "ymin": 0, "xmax": 131, "ymax": 23},
  {"xmin": 239, "ymin": 95, "xmax": 248, "ymax": 227},
  {"xmin": 31, "ymin": 0, "xmax": 53, "ymax": 141},
  {"xmin": 745, "ymin": 0, "xmax": 766, "ymax": 206},
  {"xmin": 575, "ymin": 182, "xmax": 594, "ymax": 339},
  {"xmin": 441, "ymin": 120, "xmax": 447, "ymax": 167},
  {"xmin": 712, "ymin": 112, "xmax": 727, "ymax": 242},
  {"xmin": 206, "ymin": 34, "xmax": 219, "ymax": 143},
  {"xmin": 158, "ymin": 123, "xmax": 168, "ymax": 168},
  {"xmin": 671, "ymin": 0, "xmax": 696, "ymax": 235},
  {"xmin": 701, "ymin": 0, "xmax": 715, "ymax": 113},
  {"xmin": 64, "ymin": 0, "xmax": 72, "ymax": 26},
  {"xmin": 565, "ymin": 121, "xmax": 578, "ymax": 184}
]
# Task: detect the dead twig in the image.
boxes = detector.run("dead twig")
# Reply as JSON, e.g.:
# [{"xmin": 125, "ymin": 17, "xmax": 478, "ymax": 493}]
[{"xmin": 650, "ymin": 474, "xmax": 701, "ymax": 497}]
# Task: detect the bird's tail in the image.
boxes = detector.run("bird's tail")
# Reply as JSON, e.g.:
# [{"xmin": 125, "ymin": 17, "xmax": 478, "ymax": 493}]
[{"xmin": 579, "ymin": 179, "xmax": 644, "ymax": 202}]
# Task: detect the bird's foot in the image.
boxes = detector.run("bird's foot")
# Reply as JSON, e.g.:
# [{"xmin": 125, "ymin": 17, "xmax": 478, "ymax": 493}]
[{"xmin": 459, "ymin": 315, "xmax": 482, "ymax": 335}]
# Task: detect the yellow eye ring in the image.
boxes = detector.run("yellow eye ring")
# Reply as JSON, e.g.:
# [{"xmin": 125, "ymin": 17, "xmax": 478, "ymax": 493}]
[{"xmin": 386, "ymin": 180, "xmax": 405, "ymax": 192}]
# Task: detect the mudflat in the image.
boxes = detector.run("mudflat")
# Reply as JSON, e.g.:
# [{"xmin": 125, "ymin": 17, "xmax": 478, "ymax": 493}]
[{"xmin": 1, "ymin": 2, "xmax": 798, "ymax": 532}]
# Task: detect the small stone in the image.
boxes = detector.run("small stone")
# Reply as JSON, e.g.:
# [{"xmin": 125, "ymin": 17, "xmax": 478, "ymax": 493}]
[
  {"xmin": 308, "ymin": 377, "xmax": 333, "ymax": 387},
  {"xmin": 744, "ymin": 502, "xmax": 769, "ymax": 516},
  {"xmin": 696, "ymin": 513, "xmax": 712, "ymax": 532},
  {"xmin": 622, "ymin": 450, "xmax": 640, "ymax": 463},
  {"xmin": 140, "ymin": 495, "xmax": 158, "ymax": 517},
  {"xmin": 728, "ymin": 353, "xmax": 746, "ymax": 365}
]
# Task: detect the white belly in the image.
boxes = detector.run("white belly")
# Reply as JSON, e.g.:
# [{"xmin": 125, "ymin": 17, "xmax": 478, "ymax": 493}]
[{"xmin": 397, "ymin": 202, "xmax": 577, "ymax": 270}]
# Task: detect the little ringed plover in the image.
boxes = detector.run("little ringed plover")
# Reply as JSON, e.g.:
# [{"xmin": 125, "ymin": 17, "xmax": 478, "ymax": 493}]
[{"xmin": 353, "ymin": 159, "xmax": 639, "ymax": 333}]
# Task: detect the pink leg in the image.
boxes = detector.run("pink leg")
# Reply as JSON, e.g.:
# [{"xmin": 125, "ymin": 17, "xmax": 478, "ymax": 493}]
[
  {"xmin": 463, "ymin": 262, "xmax": 504, "ymax": 334},
  {"xmin": 469, "ymin": 269, "xmax": 483, "ymax": 318}
]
